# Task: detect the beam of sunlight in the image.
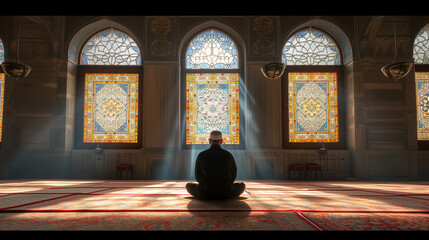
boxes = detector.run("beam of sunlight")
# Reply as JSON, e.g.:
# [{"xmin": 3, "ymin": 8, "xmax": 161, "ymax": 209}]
[
  {"xmin": 6, "ymin": 103, "xmax": 71, "ymax": 179},
  {"xmin": 237, "ymin": 74, "xmax": 274, "ymax": 180}
]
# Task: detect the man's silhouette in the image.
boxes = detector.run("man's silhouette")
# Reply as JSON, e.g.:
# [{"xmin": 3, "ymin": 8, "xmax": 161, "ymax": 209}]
[{"xmin": 186, "ymin": 131, "xmax": 245, "ymax": 199}]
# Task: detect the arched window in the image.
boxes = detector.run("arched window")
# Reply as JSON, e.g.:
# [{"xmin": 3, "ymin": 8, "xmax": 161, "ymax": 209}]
[
  {"xmin": 281, "ymin": 27, "xmax": 345, "ymax": 149},
  {"xmin": 186, "ymin": 30, "xmax": 238, "ymax": 69},
  {"xmin": 282, "ymin": 28, "xmax": 341, "ymax": 66},
  {"xmin": 182, "ymin": 29, "xmax": 242, "ymax": 148},
  {"xmin": 75, "ymin": 28, "xmax": 143, "ymax": 149},
  {"xmin": 80, "ymin": 29, "xmax": 141, "ymax": 65},
  {"xmin": 414, "ymin": 27, "xmax": 429, "ymax": 64},
  {"xmin": 413, "ymin": 25, "xmax": 429, "ymax": 149},
  {"xmin": 0, "ymin": 38, "xmax": 5, "ymax": 143}
]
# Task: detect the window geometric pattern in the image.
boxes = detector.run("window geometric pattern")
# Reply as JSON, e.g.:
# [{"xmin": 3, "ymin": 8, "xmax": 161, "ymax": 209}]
[
  {"xmin": 415, "ymin": 72, "xmax": 429, "ymax": 140},
  {"xmin": 83, "ymin": 73, "xmax": 139, "ymax": 143},
  {"xmin": 0, "ymin": 39, "xmax": 4, "ymax": 142},
  {"xmin": 0, "ymin": 74, "xmax": 4, "ymax": 142},
  {"xmin": 282, "ymin": 29, "xmax": 341, "ymax": 66},
  {"xmin": 186, "ymin": 73, "xmax": 240, "ymax": 145},
  {"xmin": 413, "ymin": 27, "xmax": 429, "ymax": 64},
  {"xmin": 186, "ymin": 30, "xmax": 238, "ymax": 69},
  {"xmin": 0, "ymin": 38, "xmax": 4, "ymax": 63},
  {"xmin": 288, "ymin": 72, "xmax": 339, "ymax": 142},
  {"xmin": 80, "ymin": 28, "xmax": 141, "ymax": 65}
]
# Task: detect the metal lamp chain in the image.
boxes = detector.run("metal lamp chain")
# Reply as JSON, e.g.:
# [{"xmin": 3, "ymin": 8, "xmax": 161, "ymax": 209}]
[{"xmin": 16, "ymin": 16, "xmax": 21, "ymax": 63}]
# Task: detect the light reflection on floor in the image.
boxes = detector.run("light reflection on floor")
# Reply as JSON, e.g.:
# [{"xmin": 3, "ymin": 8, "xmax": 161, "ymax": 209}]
[{"xmin": 0, "ymin": 180, "xmax": 427, "ymax": 230}]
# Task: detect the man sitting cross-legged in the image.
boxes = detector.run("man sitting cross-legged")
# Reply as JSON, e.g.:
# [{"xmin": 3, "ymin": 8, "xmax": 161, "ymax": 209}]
[{"xmin": 186, "ymin": 131, "xmax": 245, "ymax": 200}]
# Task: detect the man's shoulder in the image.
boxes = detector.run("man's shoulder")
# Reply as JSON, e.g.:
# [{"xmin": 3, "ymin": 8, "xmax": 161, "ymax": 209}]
[
  {"xmin": 199, "ymin": 148, "xmax": 212, "ymax": 154},
  {"xmin": 220, "ymin": 148, "xmax": 233, "ymax": 156},
  {"xmin": 214, "ymin": 147, "xmax": 234, "ymax": 158},
  {"xmin": 199, "ymin": 146, "xmax": 232, "ymax": 156},
  {"xmin": 197, "ymin": 148, "xmax": 211, "ymax": 158}
]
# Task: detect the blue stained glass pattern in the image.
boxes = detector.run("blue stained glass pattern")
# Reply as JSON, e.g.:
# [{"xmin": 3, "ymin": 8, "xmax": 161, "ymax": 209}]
[
  {"xmin": 93, "ymin": 82, "xmax": 129, "ymax": 133},
  {"xmin": 84, "ymin": 73, "xmax": 139, "ymax": 143},
  {"xmin": 416, "ymin": 72, "xmax": 429, "ymax": 140},
  {"xmin": 0, "ymin": 74, "xmax": 4, "ymax": 142},
  {"xmin": 0, "ymin": 40, "xmax": 4, "ymax": 142},
  {"xmin": 186, "ymin": 30, "xmax": 238, "ymax": 69},
  {"xmin": 414, "ymin": 27, "xmax": 429, "ymax": 64},
  {"xmin": 282, "ymin": 28, "xmax": 341, "ymax": 66},
  {"xmin": 186, "ymin": 73, "xmax": 240, "ymax": 145},
  {"xmin": 0, "ymin": 39, "xmax": 4, "ymax": 63},
  {"xmin": 288, "ymin": 72, "xmax": 339, "ymax": 143},
  {"xmin": 80, "ymin": 28, "xmax": 141, "ymax": 65},
  {"xmin": 195, "ymin": 83, "xmax": 230, "ymax": 134}
]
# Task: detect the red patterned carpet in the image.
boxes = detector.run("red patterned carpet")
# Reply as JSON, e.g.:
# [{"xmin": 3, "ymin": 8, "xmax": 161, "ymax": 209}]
[{"xmin": 0, "ymin": 180, "xmax": 428, "ymax": 230}]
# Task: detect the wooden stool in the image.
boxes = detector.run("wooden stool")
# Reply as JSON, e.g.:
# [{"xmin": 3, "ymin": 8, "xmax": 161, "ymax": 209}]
[
  {"xmin": 115, "ymin": 164, "xmax": 133, "ymax": 180},
  {"xmin": 306, "ymin": 163, "xmax": 322, "ymax": 180},
  {"xmin": 288, "ymin": 164, "xmax": 307, "ymax": 180}
]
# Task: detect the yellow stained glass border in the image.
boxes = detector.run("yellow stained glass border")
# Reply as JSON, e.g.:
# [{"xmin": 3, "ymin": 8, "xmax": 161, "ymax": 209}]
[
  {"xmin": 83, "ymin": 73, "xmax": 139, "ymax": 143},
  {"xmin": 0, "ymin": 74, "xmax": 4, "ymax": 142},
  {"xmin": 186, "ymin": 73, "xmax": 240, "ymax": 145},
  {"xmin": 415, "ymin": 72, "xmax": 429, "ymax": 141},
  {"xmin": 288, "ymin": 72, "xmax": 339, "ymax": 143}
]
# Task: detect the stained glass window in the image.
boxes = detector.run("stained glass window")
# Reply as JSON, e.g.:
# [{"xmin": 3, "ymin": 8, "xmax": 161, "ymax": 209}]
[
  {"xmin": 186, "ymin": 30, "xmax": 238, "ymax": 69},
  {"xmin": 0, "ymin": 74, "xmax": 4, "ymax": 142},
  {"xmin": 414, "ymin": 25, "xmax": 429, "ymax": 142},
  {"xmin": 0, "ymin": 38, "xmax": 4, "ymax": 142},
  {"xmin": 0, "ymin": 38, "xmax": 4, "ymax": 63},
  {"xmin": 288, "ymin": 72, "xmax": 339, "ymax": 143},
  {"xmin": 186, "ymin": 73, "xmax": 240, "ymax": 145},
  {"xmin": 413, "ymin": 27, "xmax": 429, "ymax": 64},
  {"xmin": 83, "ymin": 73, "xmax": 139, "ymax": 143},
  {"xmin": 282, "ymin": 29, "xmax": 341, "ymax": 65},
  {"xmin": 415, "ymin": 72, "xmax": 429, "ymax": 140},
  {"xmin": 80, "ymin": 28, "xmax": 141, "ymax": 65}
]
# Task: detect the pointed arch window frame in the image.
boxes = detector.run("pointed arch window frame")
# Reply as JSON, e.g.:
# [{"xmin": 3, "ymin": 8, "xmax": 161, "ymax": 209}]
[
  {"xmin": 413, "ymin": 27, "xmax": 429, "ymax": 65},
  {"xmin": 80, "ymin": 28, "xmax": 142, "ymax": 66},
  {"xmin": 413, "ymin": 25, "xmax": 429, "ymax": 150},
  {"xmin": 75, "ymin": 28, "xmax": 143, "ymax": 149},
  {"xmin": 281, "ymin": 27, "xmax": 346, "ymax": 150},
  {"xmin": 181, "ymin": 28, "xmax": 245, "ymax": 150}
]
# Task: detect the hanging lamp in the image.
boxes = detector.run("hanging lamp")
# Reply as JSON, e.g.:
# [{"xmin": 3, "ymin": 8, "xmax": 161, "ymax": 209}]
[
  {"xmin": 261, "ymin": 62, "xmax": 286, "ymax": 80},
  {"xmin": 261, "ymin": 24, "xmax": 285, "ymax": 80},
  {"xmin": 380, "ymin": 17, "xmax": 412, "ymax": 81},
  {"xmin": 1, "ymin": 16, "xmax": 31, "ymax": 79}
]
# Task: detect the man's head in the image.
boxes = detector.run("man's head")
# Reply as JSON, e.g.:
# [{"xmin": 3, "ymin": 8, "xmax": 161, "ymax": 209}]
[{"xmin": 209, "ymin": 131, "xmax": 223, "ymax": 145}]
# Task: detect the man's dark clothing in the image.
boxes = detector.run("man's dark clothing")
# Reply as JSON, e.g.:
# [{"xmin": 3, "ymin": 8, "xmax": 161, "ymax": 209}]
[{"xmin": 186, "ymin": 144, "xmax": 245, "ymax": 199}]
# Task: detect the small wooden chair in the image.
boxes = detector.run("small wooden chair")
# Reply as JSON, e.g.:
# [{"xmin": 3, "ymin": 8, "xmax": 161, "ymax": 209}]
[
  {"xmin": 306, "ymin": 163, "xmax": 323, "ymax": 180},
  {"xmin": 115, "ymin": 164, "xmax": 133, "ymax": 180},
  {"xmin": 288, "ymin": 164, "xmax": 307, "ymax": 180}
]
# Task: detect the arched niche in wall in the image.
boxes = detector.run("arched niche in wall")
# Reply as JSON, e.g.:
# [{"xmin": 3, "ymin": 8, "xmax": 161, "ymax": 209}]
[
  {"xmin": 68, "ymin": 18, "xmax": 141, "ymax": 64},
  {"xmin": 66, "ymin": 18, "xmax": 142, "ymax": 150},
  {"xmin": 179, "ymin": 20, "xmax": 246, "ymax": 150},
  {"xmin": 283, "ymin": 19, "xmax": 353, "ymax": 65},
  {"xmin": 280, "ymin": 18, "xmax": 354, "ymax": 150}
]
